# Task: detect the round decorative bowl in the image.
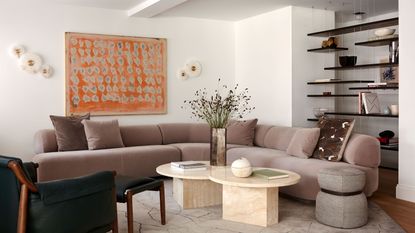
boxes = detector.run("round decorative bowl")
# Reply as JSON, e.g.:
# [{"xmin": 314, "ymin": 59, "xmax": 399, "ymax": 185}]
[
  {"xmin": 374, "ymin": 28, "xmax": 395, "ymax": 37},
  {"xmin": 231, "ymin": 157, "xmax": 252, "ymax": 178},
  {"xmin": 313, "ymin": 108, "xmax": 328, "ymax": 118}
]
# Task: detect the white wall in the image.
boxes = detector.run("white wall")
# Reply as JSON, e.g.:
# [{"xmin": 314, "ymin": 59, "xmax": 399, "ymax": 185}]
[
  {"xmin": 235, "ymin": 7, "xmax": 292, "ymax": 126},
  {"xmin": 292, "ymin": 7, "xmax": 335, "ymax": 127},
  {"xmin": 397, "ymin": 0, "xmax": 415, "ymax": 203},
  {"xmin": 0, "ymin": 1, "xmax": 235, "ymax": 161}
]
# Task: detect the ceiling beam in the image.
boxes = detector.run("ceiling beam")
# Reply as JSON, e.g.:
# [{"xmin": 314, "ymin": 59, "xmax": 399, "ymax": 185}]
[{"xmin": 127, "ymin": 0, "xmax": 189, "ymax": 18}]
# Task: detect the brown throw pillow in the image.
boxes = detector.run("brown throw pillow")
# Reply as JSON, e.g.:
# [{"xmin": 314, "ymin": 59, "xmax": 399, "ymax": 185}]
[
  {"xmin": 82, "ymin": 119, "xmax": 124, "ymax": 150},
  {"xmin": 286, "ymin": 128, "xmax": 320, "ymax": 159},
  {"xmin": 50, "ymin": 113, "xmax": 90, "ymax": 151},
  {"xmin": 312, "ymin": 118, "xmax": 355, "ymax": 161},
  {"xmin": 227, "ymin": 119, "xmax": 258, "ymax": 146}
]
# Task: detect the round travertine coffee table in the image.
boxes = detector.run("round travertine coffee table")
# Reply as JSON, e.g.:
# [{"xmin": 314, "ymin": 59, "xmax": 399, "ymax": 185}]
[
  {"xmin": 209, "ymin": 166, "xmax": 301, "ymax": 227},
  {"xmin": 156, "ymin": 161, "xmax": 222, "ymax": 209},
  {"xmin": 156, "ymin": 161, "xmax": 301, "ymax": 227}
]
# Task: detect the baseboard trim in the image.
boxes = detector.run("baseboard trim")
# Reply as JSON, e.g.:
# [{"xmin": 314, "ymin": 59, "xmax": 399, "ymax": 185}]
[{"xmin": 396, "ymin": 184, "xmax": 415, "ymax": 203}]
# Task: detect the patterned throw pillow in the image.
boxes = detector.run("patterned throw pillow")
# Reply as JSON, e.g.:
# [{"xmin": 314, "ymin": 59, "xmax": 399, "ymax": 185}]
[{"xmin": 312, "ymin": 118, "xmax": 355, "ymax": 161}]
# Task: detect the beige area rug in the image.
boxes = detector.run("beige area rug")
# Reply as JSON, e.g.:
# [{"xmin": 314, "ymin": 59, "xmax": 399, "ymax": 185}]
[{"xmin": 116, "ymin": 179, "xmax": 404, "ymax": 233}]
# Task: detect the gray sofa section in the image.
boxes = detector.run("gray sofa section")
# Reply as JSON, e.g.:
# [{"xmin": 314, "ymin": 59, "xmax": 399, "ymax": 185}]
[{"xmin": 33, "ymin": 123, "xmax": 380, "ymax": 201}]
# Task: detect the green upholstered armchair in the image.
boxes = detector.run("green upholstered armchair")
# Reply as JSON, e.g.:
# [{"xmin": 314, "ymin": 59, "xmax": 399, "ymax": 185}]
[{"xmin": 0, "ymin": 155, "xmax": 118, "ymax": 233}]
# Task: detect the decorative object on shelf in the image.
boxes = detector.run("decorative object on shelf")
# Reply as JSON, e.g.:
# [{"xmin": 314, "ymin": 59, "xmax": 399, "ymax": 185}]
[
  {"xmin": 183, "ymin": 79, "xmax": 254, "ymax": 166},
  {"xmin": 354, "ymin": 11, "xmax": 366, "ymax": 20},
  {"xmin": 177, "ymin": 68, "xmax": 188, "ymax": 80},
  {"xmin": 40, "ymin": 64, "xmax": 53, "ymax": 78},
  {"xmin": 9, "ymin": 44, "xmax": 26, "ymax": 58},
  {"xmin": 323, "ymin": 92, "xmax": 332, "ymax": 96},
  {"xmin": 312, "ymin": 118, "xmax": 355, "ymax": 162},
  {"xmin": 231, "ymin": 157, "xmax": 252, "ymax": 178},
  {"xmin": 339, "ymin": 56, "xmax": 357, "ymax": 67},
  {"xmin": 313, "ymin": 108, "xmax": 328, "ymax": 118},
  {"xmin": 65, "ymin": 32, "xmax": 167, "ymax": 116},
  {"xmin": 321, "ymin": 37, "xmax": 338, "ymax": 48},
  {"xmin": 362, "ymin": 93, "xmax": 381, "ymax": 114},
  {"xmin": 382, "ymin": 106, "xmax": 391, "ymax": 115},
  {"xmin": 374, "ymin": 28, "xmax": 396, "ymax": 37},
  {"xmin": 390, "ymin": 105, "xmax": 399, "ymax": 116},
  {"xmin": 185, "ymin": 59, "xmax": 202, "ymax": 78},
  {"xmin": 380, "ymin": 58, "xmax": 399, "ymax": 83},
  {"xmin": 377, "ymin": 130, "xmax": 395, "ymax": 145},
  {"xmin": 389, "ymin": 40, "xmax": 399, "ymax": 63},
  {"xmin": 19, "ymin": 53, "xmax": 42, "ymax": 74}
]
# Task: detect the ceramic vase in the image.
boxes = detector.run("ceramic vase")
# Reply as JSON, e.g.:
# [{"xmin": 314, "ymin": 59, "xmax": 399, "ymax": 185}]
[{"xmin": 210, "ymin": 128, "xmax": 227, "ymax": 166}]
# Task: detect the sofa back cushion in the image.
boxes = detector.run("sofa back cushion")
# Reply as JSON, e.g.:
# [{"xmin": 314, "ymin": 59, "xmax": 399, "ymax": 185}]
[
  {"xmin": 253, "ymin": 125, "xmax": 274, "ymax": 147},
  {"xmin": 82, "ymin": 119, "xmax": 125, "ymax": 150},
  {"xmin": 34, "ymin": 129, "xmax": 59, "ymax": 154},
  {"xmin": 159, "ymin": 123, "xmax": 210, "ymax": 144},
  {"xmin": 120, "ymin": 125, "xmax": 163, "ymax": 146},
  {"xmin": 263, "ymin": 126, "xmax": 298, "ymax": 151}
]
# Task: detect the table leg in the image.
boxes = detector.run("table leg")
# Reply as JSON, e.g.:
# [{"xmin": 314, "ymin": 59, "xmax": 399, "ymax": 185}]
[
  {"xmin": 222, "ymin": 185, "xmax": 278, "ymax": 227},
  {"xmin": 173, "ymin": 178, "xmax": 222, "ymax": 209}
]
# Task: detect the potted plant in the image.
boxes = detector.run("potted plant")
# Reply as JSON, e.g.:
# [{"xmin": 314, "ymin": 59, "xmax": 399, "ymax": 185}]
[{"xmin": 183, "ymin": 79, "xmax": 254, "ymax": 166}]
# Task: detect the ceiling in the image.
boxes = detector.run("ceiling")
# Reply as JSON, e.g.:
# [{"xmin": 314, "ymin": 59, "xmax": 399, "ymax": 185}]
[{"xmin": 40, "ymin": 0, "xmax": 398, "ymax": 21}]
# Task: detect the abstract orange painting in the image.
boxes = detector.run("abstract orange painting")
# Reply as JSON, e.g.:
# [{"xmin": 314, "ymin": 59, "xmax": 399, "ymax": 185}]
[{"xmin": 65, "ymin": 32, "xmax": 167, "ymax": 116}]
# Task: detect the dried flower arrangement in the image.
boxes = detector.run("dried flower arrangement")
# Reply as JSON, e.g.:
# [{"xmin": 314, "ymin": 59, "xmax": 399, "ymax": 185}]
[{"xmin": 183, "ymin": 79, "xmax": 254, "ymax": 128}]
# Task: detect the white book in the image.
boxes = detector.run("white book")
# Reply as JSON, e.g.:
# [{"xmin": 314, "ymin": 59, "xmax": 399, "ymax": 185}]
[
  {"xmin": 171, "ymin": 166, "xmax": 207, "ymax": 171},
  {"xmin": 171, "ymin": 161, "xmax": 207, "ymax": 169},
  {"xmin": 362, "ymin": 93, "xmax": 381, "ymax": 114}
]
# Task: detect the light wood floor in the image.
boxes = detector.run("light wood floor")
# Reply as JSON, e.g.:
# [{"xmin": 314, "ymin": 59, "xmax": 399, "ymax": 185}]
[{"xmin": 370, "ymin": 168, "xmax": 415, "ymax": 233}]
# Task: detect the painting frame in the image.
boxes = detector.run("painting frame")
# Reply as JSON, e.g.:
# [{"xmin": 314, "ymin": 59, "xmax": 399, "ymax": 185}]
[{"xmin": 65, "ymin": 32, "xmax": 167, "ymax": 116}]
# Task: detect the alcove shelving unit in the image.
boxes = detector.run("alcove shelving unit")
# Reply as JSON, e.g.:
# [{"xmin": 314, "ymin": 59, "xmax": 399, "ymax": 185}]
[{"xmin": 306, "ymin": 17, "xmax": 399, "ymax": 154}]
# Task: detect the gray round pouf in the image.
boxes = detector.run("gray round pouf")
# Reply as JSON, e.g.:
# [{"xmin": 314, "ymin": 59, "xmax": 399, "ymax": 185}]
[{"xmin": 315, "ymin": 167, "xmax": 368, "ymax": 229}]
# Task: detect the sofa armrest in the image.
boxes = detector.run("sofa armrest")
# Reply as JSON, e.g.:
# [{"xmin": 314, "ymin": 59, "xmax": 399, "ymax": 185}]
[
  {"xmin": 343, "ymin": 133, "xmax": 380, "ymax": 168},
  {"xmin": 35, "ymin": 171, "xmax": 115, "ymax": 205},
  {"xmin": 34, "ymin": 129, "xmax": 58, "ymax": 154}
]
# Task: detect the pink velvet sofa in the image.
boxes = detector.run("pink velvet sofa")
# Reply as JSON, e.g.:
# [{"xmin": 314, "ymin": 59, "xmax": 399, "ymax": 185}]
[{"xmin": 32, "ymin": 123, "xmax": 380, "ymax": 201}]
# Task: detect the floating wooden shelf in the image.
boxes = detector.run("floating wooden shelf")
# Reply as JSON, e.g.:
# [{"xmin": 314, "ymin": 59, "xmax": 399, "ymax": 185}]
[
  {"xmin": 307, "ymin": 17, "xmax": 399, "ymax": 37},
  {"xmin": 324, "ymin": 112, "xmax": 398, "ymax": 118},
  {"xmin": 355, "ymin": 37, "xmax": 399, "ymax": 47},
  {"xmin": 307, "ymin": 47, "xmax": 348, "ymax": 53},
  {"xmin": 381, "ymin": 145, "xmax": 399, "ymax": 151},
  {"xmin": 307, "ymin": 94, "xmax": 358, "ymax": 97},
  {"xmin": 307, "ymin": 80, "xmax": 375, "ymax": 85},
  {"xmin": 307, "ymin": 118, "xmax": 319, "ymax": 122},
  {"xmin": 349, "ymin": 86, "xmax": 399, "ymax": 90},
  {"xmin": 324, "ymin": 62, "xmax": 398, "ymax": 70}
]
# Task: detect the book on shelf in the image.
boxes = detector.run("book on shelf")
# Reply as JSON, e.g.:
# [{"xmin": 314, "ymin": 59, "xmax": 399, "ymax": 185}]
[
  {"xmin": 253, "ymin": 169, "xmax": 289, "ymax": 179},
  {"xmin": 362, "ymin": 92, "xmax": 381, "ymax": 114},
  {"xmin": 358, "ymin": 91, "xmax": 371, "ymax": 114},
  {"xmin": 313, "ymin": 78, "xmax": 341, "ymax": 82},
  {"xmin": 368, "ymin": 82, "xmax": 387, "ymax": 86},
  {"xmin": 170, "ymin": 161, "xmax": 207, "ymax": 171}
]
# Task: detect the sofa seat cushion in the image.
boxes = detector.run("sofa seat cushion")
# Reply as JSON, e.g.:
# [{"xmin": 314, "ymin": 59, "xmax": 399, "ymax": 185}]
[
  {"xmin": 33, "ymin": 145, "xmax": 181, "ymax": 181},
  {"xmin": 227, "ymin": 147, "xmax": 290, "ymax": 167},
  {"xmin": 169, "ymin": 143, "xmax": 247, "ymax": 161},
  {"xmin": 267, "ymin": 156, "xmax": 378, "ymax": 200}
]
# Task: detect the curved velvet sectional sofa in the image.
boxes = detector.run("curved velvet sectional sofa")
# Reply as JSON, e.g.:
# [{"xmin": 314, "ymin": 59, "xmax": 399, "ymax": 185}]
[{"xmin": 33, "ymin": 123, "xmax": 380, "ymax": 201}]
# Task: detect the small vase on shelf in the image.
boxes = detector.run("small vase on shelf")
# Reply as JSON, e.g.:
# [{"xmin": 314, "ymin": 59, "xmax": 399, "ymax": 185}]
[{"xmin": 210, "ymin": 128, "xmax": 227, "ymax": 166}]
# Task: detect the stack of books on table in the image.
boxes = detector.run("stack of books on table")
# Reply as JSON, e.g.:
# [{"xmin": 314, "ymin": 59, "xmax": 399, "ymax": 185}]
[{"xmin": 170, "ymin": 161, "xmax": 207, "ymax": 171}]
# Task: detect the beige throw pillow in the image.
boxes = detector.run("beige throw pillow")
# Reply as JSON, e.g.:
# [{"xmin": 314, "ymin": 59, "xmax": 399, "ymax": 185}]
[
  {"xmin": 227, "ymin": 119, "xmax": 258, "ymax": 146},
  {"xmin": 82, "ymin": 119, "xmax": 125, "ymax": 150},
  {"xmin": 286, "ymin": 128, "xmax": 320, "ymax": 159},
  {"xmin": 312, "ymin": 118, "xmax": 355, "ymax": 162},
  {"xmin": 50, "ymin": 113, "xmax": 90, "ymax": 151}
]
